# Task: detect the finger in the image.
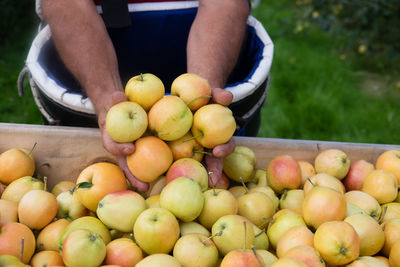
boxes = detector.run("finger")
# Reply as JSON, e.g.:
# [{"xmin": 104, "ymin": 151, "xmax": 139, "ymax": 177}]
[
  {"xmin": 205, "ymin": 155, "xmax": 223, "ymax": 187},
  {"xmin": 212, "ymin": 137, "xmax": 235, "ymax": 158},
  {"xmin": 101, "ymin": 128, "xmax": 135, "ymax": 156},
  {"xmin": 117, "ymin": 156, "xmax": 149, "ymax": 192},
  {"xmin": 211, "ymin": 88, "xmax": 233, "ymax": 106},
  {"xmin": 111, "ymin": 91, "xmax": 128, "ymax": 106}
]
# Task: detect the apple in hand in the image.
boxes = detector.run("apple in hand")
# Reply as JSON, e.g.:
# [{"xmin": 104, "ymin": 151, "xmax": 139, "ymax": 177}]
[
  {"xmin": 125, "ymin": 73, "xmax": 165, "ymax": 111},
  {"xmin": 166, "ymin": 158, "xmax": 209, "ymax": 192},
  {"xmin": 105, "ymin": 101, "xmax": 148, "ymax": 143},
  {"xmin": 168, "ymin": 132, "xmax": 205, "ymax": 162},
  {"xmin": 267, "ymin": 155, "xmax": 302, "ymax": 194},
  {"xmin": 223, "ymin": 146, "xmax": 257, "ymax": 183},
  {"xmin": 314, "ymin": 149, "xmax": 350, "ymax": 179},
  {"xmin": 171, "ymin": 73, "xmax": 212, "ymax": 111},
  {"xmin": 57, "ymin": 190, "xmax": 88, "ymax": 221}
]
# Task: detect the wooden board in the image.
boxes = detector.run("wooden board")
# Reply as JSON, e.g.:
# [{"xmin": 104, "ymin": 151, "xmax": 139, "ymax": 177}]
[{"xmin": 1, "ymin": 123, "xmax": 400, "ymax": 189}]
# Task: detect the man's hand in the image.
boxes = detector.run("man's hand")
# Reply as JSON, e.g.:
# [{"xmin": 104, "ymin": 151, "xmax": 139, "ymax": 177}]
[{"xmin": 98, "ymin": 91, "xmax": 149, "ymax": 192}]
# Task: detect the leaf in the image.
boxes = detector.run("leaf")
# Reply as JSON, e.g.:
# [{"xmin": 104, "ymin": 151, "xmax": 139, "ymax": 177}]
[{"xmin": 77, "ymin": 182, "xmax": 93, "ymax": 189}]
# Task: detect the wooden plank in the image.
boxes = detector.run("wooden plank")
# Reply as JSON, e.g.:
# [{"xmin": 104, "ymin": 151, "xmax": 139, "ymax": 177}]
[{"xmin": 1, "ymin": 123, "xmax": 399, "ymax": 189}]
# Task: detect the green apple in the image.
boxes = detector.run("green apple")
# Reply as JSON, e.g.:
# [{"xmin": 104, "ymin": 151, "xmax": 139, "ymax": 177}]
[
  {"xmin": 56, "ymin": 190, "xmax": 88, "ymax": 221},
  {"xmin": 223, "ymin": 146, "xmax": 257, "ymax": 183},
  {"xmin": 136, "ymin": 254, "xmax": 181, "ymax": 267},
  {"xmin": 237, "ymin": 192, "xmax": 275, "ymax": 228},
  {"xmin": 256, "ymin": 249, "xmax": 278, "ymax": 266},
  {"xmin": 62, "ymin": 229, "xmax": 106, "ymax": 267},
  {"xmin": 125, "ymin": 73, "xmax": 165, "ymax": 111},
  {"xmin": 173, "ymin": 233, "xmax": 219, "ymax": 267},
  {"xmin": 133, "ymin": 208, "xmax": 180, "ymax": 254},
  {"xmin": 1, "ymin": 176, "xmax": 43, "ymax": 204},
  {"xmin": 279, "ymin": 189, "xmax": 304, "ymax": 215},
  {"xmin": 253, "ymin": 224, "xmax": 269, "ymax": 250},
  {"xmin": 97, "ymin": 190, "xmax": 147, "ymax": 232},
  {"xmin": 247, "ymin": 169, "xmax": 268, "ymax": 189},
  {"xmin": 105, "ymin": 101, "xmax": 148, "ymax": 143},
  {"xmin": 180, "ymin": 221, "xmax": 210, "ymax": 237},
  {"xmin": 248, "ymin": 186, "xmax": 279, "ymax": 212},
  {"xmin": 0, "ymin": 255, "xmax": 27, "ymax": 267},
  {"xmin": 160, "ymin": 177, "xmax": 204, "ymax": 222}
]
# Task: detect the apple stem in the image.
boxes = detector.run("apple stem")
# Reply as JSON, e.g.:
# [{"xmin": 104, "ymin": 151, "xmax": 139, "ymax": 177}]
[
  {"xmin": 255, "ymin": 228, "xmax": 266, "ymax": 238},
  {"xmin": 206, "ymin": 231, "xmax": 222, "ymax": 244},
  {"xmin": 378, "ymin": 206, "xmax": 388, "ymax": 224},
  {"xmin": 258, "ymin": 216, "xmax": 272, "ymax": 229},
  {"xmin": 306, "ymin": 177, "xmax": 316, "ymax": 187},
  {"xmin": 193, "ymin": 150, "xmax": 212, "ymax": 156},
  {"xmin": 186, "ymin": 95, "xmax": 212, "ymax": 107},
  {"xmin": 208, "ymin": 171, "xmax": 217, "ymax": 196},
  {"xmin": 182, "ymin": 132, "xmax": 203, "ymax": 143},
  {"xmin": 28, "ymin": 142, "xmax": 37, "ymax": 157},
  {"xmin": 138, "ymin": 73, "xmax": 144, "ymax": 81},
  {"xmin": 251, "ymin": 245, "xmax": 265, "ymax": 267},
  {"xmin": 281, "ymin": 189, "xmax": 288, "ymax": 200},
  {"xmin": 19, "ymin": 238, "xmax": 24, "ymax": 261},
  {"xmin": 243, "ymin": 221, "xmax": 247, "ymax": 251},
  {"xmin": 43, "ymin": 176, "xmax": 48, "ymax": 192},
  {"xmin": 239, "ymin": 177, "xmax": 249, "ymax": 194}
]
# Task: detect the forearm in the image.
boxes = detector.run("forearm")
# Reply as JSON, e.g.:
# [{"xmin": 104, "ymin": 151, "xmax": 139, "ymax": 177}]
[
  {"xmin": 187, "ymin": 0, "xmax": 250, "ymax": 88},
  {"xmin": 42, "ymin": 0, "xmax": 122, "ymax": 116}
]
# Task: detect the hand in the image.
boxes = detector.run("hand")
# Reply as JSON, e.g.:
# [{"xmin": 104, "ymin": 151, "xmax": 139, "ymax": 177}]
[
  {"xmin": 205, "ymin": 88, "xmax": 236, "ymax": 187},
  {"xmin": 97, "ymin": 91, "xmax": 149, "ymax": 192}
]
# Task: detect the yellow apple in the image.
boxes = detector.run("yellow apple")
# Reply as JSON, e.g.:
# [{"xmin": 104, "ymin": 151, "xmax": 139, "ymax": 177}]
[
  {"xmin": 180, "ymin": 221, "xmax": 210, "ymax": 237},
  {"xmin": 314, "ymin": 149, "xmax": 350, "ymax": 179},
  {"xmin": 1, "ymin": 176, "xmax": 43, "ymax": 204},
  {"xmin": 0, "ymin": 148, "xmax": 35, "ymax": 185},
  {"xmin": 223, "ymin": 146, "xmax": 257, "ymax": 183},
  {"xmin": 362, "ymin": 169, "xmax": 398, "ymax": 204},
  {"xmin": 136, "ymin": 254, "xmax": 181, "ymax": 267},
  {"xmin": 344, "ymin": 190, "xmax": 382, "ymax": 221},
  {"xmin": 376, "ymin": 150, "xmax": 400, "ymax": 187},
  {"xmin": 37, "ymin": 218, "xmax": 70, "ymax": 251}
]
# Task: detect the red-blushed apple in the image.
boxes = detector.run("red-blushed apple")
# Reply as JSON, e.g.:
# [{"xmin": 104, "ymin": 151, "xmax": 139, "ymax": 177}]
[
  {"xmin": 238, "ymin": 191, "xmax": 275, "ymax": 228},
  {"xmin": 0, "ymin": 199, "xmax": 17, "ymax": 227},
  {"xmin": 145, "ymin": 194, "xmax": 160, "ymax": 208},
  {"xmin": 389, "ymin": 239, "xmax": 400, "ymax": 267},
  {"xmin": 198, "ymin": 188, "xmax": 238, "ymax": 229},
  {"xmin": 279, "ymin": 189, "xmax": 304, "ymax": 215},
  {"xmin": 166, "ymin": 158, "xmax": 209, "ymax": 191},
  {"xmin": 171, "ymin": 73, "xmax": 212, "ymax": 111},
  {"xmin": 173, "ymin": 233, "xmax": 219, "ymax": 267},
  {"xmin": 125, "ymin": 73, "xmax": 165, "ymax": 111},
  {"xmin": 51, "ymin": 180, "xmax": 75, "ymax": 197},
  {"xmin": 56, "ymin": 189, "xmax": 88, "ymax": 221},
  {"xmin": 30, "ymin": 250, "xmax": 64, "ymax": 267},
  {"xmin": 1, "ymin": 176, "xmax": 43, "ymax": 204},
  {"xmin": 160, "ymin": 177, "xmax": 204, "ymax": 222},
  {"xmin": 256, "ymin": 250, "xmax": 278, "ymax": 266},
  {"xmin": 276, "ymin": 225, "xmax": 314, "ymax": 258},
  {"xmin": 376, "ymin": 150, "xmax": 400, "ymax": 187},
  {"xmin": 267, "ymin": 155, "xmax": 302, "ymax": 194},
  {"xmin": 314, "ymin": 149, "xmax": 350, "ymax": 179},
  {"xmin": 347, "ymin": 256, "xmax": 388, "ymax": 267},
  {"xmin": 133, "ymin": 208, "xmax": 180, "ymax": 255},
  {"xmin": 247, "ymin": 169, "xmax": 268, "ymax": 189},
  {"xmin": 168, "ymin": 132, "xmax": 204, "ymax": 162},
  {"xmin": 362, "ymin": 169, "xmax": 398, "ymax": 204},
  {"xmin": 302, "ymin": 186, "xmax": 346, "ymax": 230},
  {"xmin": 18, "ymin": 189, "xmax": 58, "ymax": 230},
  {"xmin": 344, "ymin": 213, "xmax": 384, "ymax": 256},
  {"xmin": 104, "ymin": 238, "xmax": 143, "ymax": 267},
  {"xmin": 313, "ymin": 221, "xmax": 360, "ymax": 266},
  {"xmin": 36, "ymin": 218, "xmax": 70, "ymax": 252},
  {"xmin": 191, "ymin": 104, "xmax": 236, "ymax": 149},
  {"xmin": 0, "ymin": 148, "xmax": 35, "ymax": 185},
  {"xmin": 97, "ymin": 190, "xmax": 147, "ymax": 232},
  {"xmin": 136, "ymin": 254, "xmax": 181, "ymax": 267},
  {"xmin": 344, "ymin": 190, "xmax": 381, "ymax": 221},
  {"xmin": 298, "ymin": 160, "xmax": 316, "ymax": 188},
  {"xmin": 267, "ymin": 209, "xmax": 306, "ymax": 248},
  {"xmin": 382, "ymin": 218, "xmax": 400, "ymax": 257},
  {"xmin": 343, "ymin": 159, "xmax": 374, "ymax": 191},
  {"xmin": 105, "ymin": 101, "xmax": 148, "ymax": 143},
  {"xmin": 249, "ymin": 186, "xmax": 279, "ymax": 212},
  {"xmin": 303, "ymin": 173, "xmax": 345, "ymax": 195},
  {"xmin": 180, "ymin": 221, "xmax": 210, "ymax": 237},
  {"xmin": 211, "ymin": 215, "xmax": 255, "ymax": 256},
  {"xmin": 62, "ymin": 229, "xmax": 106, "ymax": 267},
  {"xmin": 380, "ymin": 202, "xmax": 400, "ymax": 224},
  {"xmin": 220, "ymin": 249, "xmax": 265, "ymax": 267},
  {"xmin": 229, "ymin": 186, "xmax": 247, "ymax": 198},
  {"xmin": 148, "ymin": 95, "xmax": 193, "ymax": 141},
  {"xmin": 76, "ymin": 162, "xmax": 128, "ymax": 212},
  {"xmin": 270, "ymin": 257, "xmax": 308, "ymax": 266},
  {"xmin": 223, "ymin": 146, "xmax": 257, "ymax": 183},
  {"xmin": 284, "ymin": 245, "xmax": 325, "ymax": 267},
  {"xmin": 126, "ymin": 136, "xmax": 173, "ymax": 183},
  {"xmin": 0, "ymin": 222, "xmax": 36, "ymax": 264}
]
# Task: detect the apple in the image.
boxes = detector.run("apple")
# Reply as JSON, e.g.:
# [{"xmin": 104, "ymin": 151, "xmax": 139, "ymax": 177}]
[
  {"xmin": 126, "ymin": 136, "xmax": 173, "ymax": 183},
  {"xmin": 173, "ymin": 233, "xmax": 219, "ymax": 267},
  {"xmin": 37, "ymin": 218, "xmax": 70, "ymax": 251},
  {"xmin": 376, "ymin": 150, "xmax": 400, "ymax": 187},
  {"xmin": 160, "ymin": 177, "xmax": 204, "ymax": 222},
  {"xmin": 125, "ymin": 73, "xmax": 165, "ymax": 111},
  {"xmin": 30, "ymin": 250, "xmax": 64, "ymax": 267},
  {"xmin": 229, "ymin": 186, "xmax": 247, "ymax": 198},
  {"xmin": 267, "ymin": 155, "xmax": 302, "ymax": 194},
  {"xmin": 276, "ymin": 225, "xmax": 314, "ymax": 258},
  {"xmin": 381, "ymin": 218, "xmax": 400, "ymax": 256},
  {"xmin": 191, "ymin": 104, "xmax": 236, "ymax": 149},
  {"xmin": 380, "ymin": 202, "xmax": 400, "ymax": 224},
  {"xmin": 303, "ymin": 173, "xmax": 345, "ymax": 195},
  {"xmin": 105, "ymin": 101, "xmax": 148, "ymax": 143},
  {"xmin": 180, "ymin": 221, "xmax": 210, "ymax": 237},
  {"xmin": 297, "ymin": 160, "xmax": 316, "ymax": 188},
  {"xmin": 171, "ymin": 73, "xmax": 212, "ymax": 111},
  {"xmin": 56, "ymin": 189, "xmax": 88, "ymax": 221},
  {"xmin": 237, "ymin": 191, "xmax": 275, "ymax": 228},
  {"xmin": 62, "ymin": 229, "xmax": 106, "ymax": 267},
  {"xmin": 1, "ymin": 176, "xmax": 43, "ymax": 204},
  {"xmin": 0, "ymin": 147, "xmax": 35, "ymax": 185},
  {"xmin": 145, "ymin": 194, "xmax": 160, "ymax": 208},
  {"xmin": 389, "ymin": 240, "xmax": 400, "ymax": 267},
  {"xmin": 51, "ymin": 180, "xmax": 75, "ymax": 196},
  {"xmin": 18, "ymin": 189, "xmax": 58, "ymax": 230},
  {"xmin": 76, "ymin": 162, "xmax": 128, "ymax": 211},
  {"xmin": 270, "ymin": 258, "xmax": 308, "ymax": 267},
  {"xmin": 0, "ymin": 222, "xmax": 36, "ymax": 264},
  {"xmin": 313, "ymin": 221, "xmax": 360, "ymax": 266},
  {"xmin": 374, "ymin": 256, "xmax": 390, "ymax": 266},
  {"xmin": 136, "ymin": 254, "xmax": 181, "ymax": 267},
  {"xmin": 284, "ymin": 245, "xmax": 325, "ymax": 267},
  {"xmin": 133, "ymin": 208, "xmax": 180, "ymax": 255},
  {"xmin": 279, "ymin": 189, "xmax": 304, "ymax": 215},
  {"xmin": 211, "ymin": 215, "xmax": 255, "ymax": 256},
  {"xmin": 344, "ymin": 213, "xmax": 385, "ymax": 256},
  {"xmin": 0, "ymin": 255, "xmax": 26, "ymax": 267},
  {"xmin": 256, "ymin": 250, "xmax": 278, "ymax": 266},
  {"xmin": 0, "ymin": 199, "xmax": 18, "ymax": 227},
  {"xmin": 168, "ymin": 132, "xmax": 205, "ymax": 162},
  {"xmin": 104, "ymin": 238, "xmax": 143, "ymax": 267},
  {"xmin": 346, "ymin": 202, "xmax": 368, "ymax": 218},
  {"xmin": 344, "ymin": 190, "xmax": 381, "ymax": 221},
  {"xmin": 314, "ymin": 149, "xmax": 350, "ymax": 179},
  {"xmin": 302, "ymin": 186, "xmax": 346, "ymax": 230},
  {"xmin": 220, "ymin": 249, "xmax": 265, "ymax": 267},
  {"xmin": 166, "ymin": 158, "xmax": 209, "ymax": 191},
  {"xmin": 198, "ymin": 188, "xmax": 238, "ymax": 229},
  {"xmin": 148, "ymin": 95, "xmax": 193, "ymax": 141},
  {"xmin": 362, "ymin": 169, "xmax": 398, "ymax": 204},
  {"xmin": 249, "ymin": 186, "xmax": 279, "ymax": 212},
  {"xmin": 347, "ymin": 256, "xmax": 388, "ymax": 267},
  {"xmin": 342, "ymin": 159, "xmax": 375, "ymax": 191},
  {"xmin": 97, "ymin": 190, "xmax": 146, "ymax": 232},
  {"xmin": 247, "ymin": 169, "xmax": 268, "ymax": 188},
  {"xmin": 252, "ymin": 224, "xmax": 269, "ymax": 250},
  {"xmin": 223, "ymin": 146, "xmax": 257, "ymax": 183}
]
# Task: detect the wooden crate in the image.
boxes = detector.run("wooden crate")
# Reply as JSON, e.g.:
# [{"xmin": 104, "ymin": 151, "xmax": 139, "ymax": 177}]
[{"xmin": 1, "ymin": 123, "xmax": 399, "ymax": 189}]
